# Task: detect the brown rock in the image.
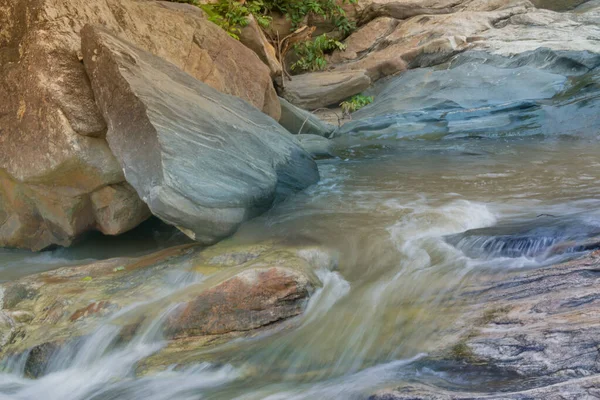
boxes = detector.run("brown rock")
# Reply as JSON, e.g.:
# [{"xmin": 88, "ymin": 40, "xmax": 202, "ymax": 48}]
[
  {"xmin": 240, "ymin": 14, "xmax": 283, "ymax": 78},
  {"xmin": 330, "ymin": 17, "xmax": 400, "ymax": 64},
  {"xmin": 329, "ymin": 2, "xmax": 543, "ymax": 81},
  {"xmin": 357, "ymin": 0, "xmax": 462, "ymax": 25},
  {"xmin": 164, "ymin": 267, "xmax": 312, "ymax": 338},
  {"xmin": 0, "ymin": 0, "xmax": 280, "ymax": 250},
  {"xmin": 90, "ymin": 183, "xmax": 151, "ymax": 236}
]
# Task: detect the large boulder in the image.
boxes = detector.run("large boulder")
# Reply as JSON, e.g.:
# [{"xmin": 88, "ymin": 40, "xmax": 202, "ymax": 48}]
[
  {"xmin": 82, "ymin": 25, "xmax": 319, "ymax": 244},
  {"xmin": 0, "ymin": 0, "xmax": 280, "ymax": 250}
]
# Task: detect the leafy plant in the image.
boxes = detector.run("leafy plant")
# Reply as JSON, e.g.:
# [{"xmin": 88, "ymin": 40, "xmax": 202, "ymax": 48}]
[
  {"xmin": 200, "ymin": 0, "xmax": 272, "ymax": 40},
  {"xmin": 340, "ymin": 94, "xmax": 374, "ymax": 114},
  {"xmin": 261, "ymin": 0, "xmax": 358, "ymax": 35},
  {"xmin": 174, "ymin": 0, "xmax": 357, "ymax": 40},
  {"xmin": 291, "ymin": 34, "xmax": 345, "ymax": 72}
]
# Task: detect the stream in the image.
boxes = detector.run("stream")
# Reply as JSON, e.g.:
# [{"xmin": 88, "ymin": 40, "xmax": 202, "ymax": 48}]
[{"xmin": 1, "ymin": 52, "xmax": 600, "ymax": 398}]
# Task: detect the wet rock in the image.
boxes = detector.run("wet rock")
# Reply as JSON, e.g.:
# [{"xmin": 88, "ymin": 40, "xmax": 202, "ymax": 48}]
[
  {"xmin": 164, "ymin": 267, "xmax": 312, "ymax": 339},
  {"xmin": 455, "ymin": 252, "xmax": 600, "ymax": 378},
  {"xmin": 281, "ymin": 70, "xmax": 371, "ymax": 110},
  {"xmin": 296, "ymin": 135, "xmax": 335, "ymax": 158},
  {"xmin": 1, "ymin": 284, "xmax": 37, "ymax": 309},
  {"xmin": 371, "ymin": 375, "xmax": 600, "ymax": 399},
  {"xmin": 82, "ymin": 25, "xmax": 318, "ymax": 244},
  {"xmin": 0, "ymin": 240, "xmax": 326, "ymax": 371},
  {"xmin": 446, "ymin": 215, "xmax": 600, "ymax": 259},
  {"xmin": 23, "ymin": 341, "xmax": 63, "ymax": 379},
  {"xmin": 371, "ymin": 251, "xmax": 600, "ymax": 399},
  {"xmin": 279, "ymin": 98, "xmax": 337, "ymax": 137},
  {"xmin": 0, "ymin": 0, "xmax": 280, "ymax": 250}
]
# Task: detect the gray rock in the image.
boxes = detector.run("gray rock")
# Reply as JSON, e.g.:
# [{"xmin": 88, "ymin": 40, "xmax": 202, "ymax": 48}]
[
  {"xmin": 371, "ymin": 376, "xmax": 600, "ymax": 399},
  {"xmin": 279, "ymin": 98, "xmax": 337, "ymax": 137},
  {"xmin": 338, "ymin": 49, "xmax": 600, "ymax": 139},
  {"xmin": 371, "ymin": 250, "xmax": 600, "ymax": 399},
  {"xmin": 82, "ymin": 25, "xmax": 319, "ymax": 244},
  {"xmin": 296, "ymin": 134, "xmax": 335, "ymax": 158},
  {"xmin": 281, "ymin": 70, "xmax": 372, "ymax": 110}
]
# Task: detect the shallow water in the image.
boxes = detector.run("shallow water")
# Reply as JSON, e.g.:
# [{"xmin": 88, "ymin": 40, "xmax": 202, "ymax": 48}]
[{"xmin": 1, "ymin": 135, "xmax": 600, "ymax": 399}]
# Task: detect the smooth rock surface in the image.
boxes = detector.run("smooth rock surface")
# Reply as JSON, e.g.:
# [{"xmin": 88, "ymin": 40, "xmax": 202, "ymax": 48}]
[
  {"xmin": 296, "ymin": 135, "xmax": 335, "ymax": 158},
  {"xmin": 371, "ymin": 376, "xmax": 600, "ymax": 399},
  {"xmin": 281, "ymin": 70, "xmax": 372, "ymax": 110},
  {"xmin": 0, "ymin": 240, "xmax": 324, "ymax": 375},
  {"xmin": 371, "ymin": 249, "xmax": 600, "ymax": 399},
  {"xmin": 82, "ymin": 25, "xmax": 319, "ymax": 244},
  {"xmin": 279, "ymin": 98, "xmax": 337, "ymax": 137},
  {"xmin": 0, "ymin": 0, "xmax": 280, "ymax": 250},
  {"xmin": 164, "ymin": 266, "xmax": 312, "ymax": 339},
  {"xmin": 338, "ymin": 49, "xmax": 600, "ymax": 139}
]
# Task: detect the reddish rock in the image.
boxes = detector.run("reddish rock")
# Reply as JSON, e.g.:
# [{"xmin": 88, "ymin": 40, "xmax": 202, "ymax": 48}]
[{"xmin": 164, "ymin": 267, "xmax": 312, "ymax": 338}]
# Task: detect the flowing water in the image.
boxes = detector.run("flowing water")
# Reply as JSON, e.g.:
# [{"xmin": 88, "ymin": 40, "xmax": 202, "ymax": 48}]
[{"xmin": 1, "ymin": 55, "xmax": 600, "ymax": 398}]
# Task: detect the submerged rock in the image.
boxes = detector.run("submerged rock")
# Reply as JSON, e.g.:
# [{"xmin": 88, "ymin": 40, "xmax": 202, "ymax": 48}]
[
  {"xmin": 0, "ymin": 240, "xmax": 328, "ymax": 375},
  {"xmin": 447, "ymin": 214, "xmax": 600, "ymax": 259},
  {"xmin": 82, "ymin": 25, "xmax": 319, "ymax": 244}
]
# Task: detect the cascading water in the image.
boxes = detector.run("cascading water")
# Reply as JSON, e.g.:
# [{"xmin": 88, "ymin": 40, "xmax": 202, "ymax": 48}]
[{"xmin": 1, "ymin": 50, "xmax": 600, "ymax": 399}]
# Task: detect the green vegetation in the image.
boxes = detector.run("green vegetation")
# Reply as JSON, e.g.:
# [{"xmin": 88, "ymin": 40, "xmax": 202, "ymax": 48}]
[
  {"xmin": 291, "ymin": 34, "xmax": 345, "ymax": 72},
  {"xmin": 201, "ymin": 1, "xmax": 272, "ymax": 40},
  {"xmin": 261, "ymin": 0, "xmax": 357, "ymax": 34},
  {"xmin": 340, "ymin": 94, "xmax": 374, "ymax": 114},
  {"xmin": 168, "ymin": 0, "xmax": 358, "ymax": 73},
  {"xmin": 170, "ymin": 0, "xmax": 357, "ymax": 39}
]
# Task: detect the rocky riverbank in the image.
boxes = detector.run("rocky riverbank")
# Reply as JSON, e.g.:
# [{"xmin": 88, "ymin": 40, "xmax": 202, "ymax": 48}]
[{"xmin": 1, "ymin": 0, "xmax": 600, "ymax": 398}]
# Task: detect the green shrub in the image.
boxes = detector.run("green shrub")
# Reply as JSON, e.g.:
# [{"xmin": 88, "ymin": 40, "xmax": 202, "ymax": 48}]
[
  {"xmin": 340, "ymin": 94, "xmax": 374, "ymax": 114},
  {"xmin": 291, "ymin": 34, "xmax": 345, "ymax": 72},
  {"xmin": 262, "ymin": 0, "xmax": 358, "ymax": 35},
  {"xmin": 180, "ymin": 0, "xmax": 357, "ymax": 40},
  {"xmin": 200, "ymin": 1, "xmax": 272, "ymax": 40}
]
